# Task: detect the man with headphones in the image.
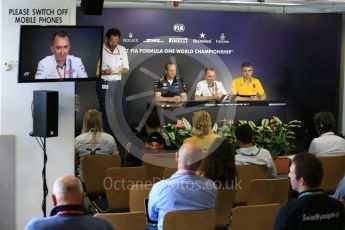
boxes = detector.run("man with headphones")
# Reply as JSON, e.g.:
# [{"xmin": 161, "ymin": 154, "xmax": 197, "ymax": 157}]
[{"xmin": 308, "ymin": 111, "xmax": 345, "ymax": 157}]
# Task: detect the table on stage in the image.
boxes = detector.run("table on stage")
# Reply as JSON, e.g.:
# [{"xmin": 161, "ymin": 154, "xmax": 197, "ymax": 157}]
[{"xmin": 154, "ymin": 100, "xmax": 288, "ymax": 124}]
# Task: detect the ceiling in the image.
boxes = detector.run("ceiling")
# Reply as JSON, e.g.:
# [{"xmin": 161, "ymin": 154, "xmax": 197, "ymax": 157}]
[{"xmin": 91, "ymin": 0, "xmax": 345, "ymax": 13}]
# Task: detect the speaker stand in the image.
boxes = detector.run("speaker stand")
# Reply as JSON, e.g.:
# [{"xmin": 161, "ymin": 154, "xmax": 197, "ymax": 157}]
[
  {"xmin": 42, "ymin": 137, "xmax": 48, "ymax": 217},
  {"xmin": 31, "ymin": 134, "xmax": 49, "ymax": 217}
]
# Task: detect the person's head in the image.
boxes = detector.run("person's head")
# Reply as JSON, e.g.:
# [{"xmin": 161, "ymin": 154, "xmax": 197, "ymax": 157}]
[
  {"xmin": 52, "ymin": 175, "xmax": 84, "ymax": 206},
  {"xmin": 176, "ymin": 142, "xmax": 202, "ymax": 171},
  {"xmin": 191, "ymin": 110, "xmax": 212, "ymax": 136},
  {"xmin": 204, "ymin": 68, "xmax": 217, "ymax": 86},
  {"xmin": 289, "ymin": 153, "xmax": 323, "ymax": 193},
  {"xmin": 241, "ymin": 62, "xmax": 254, "ymax": 80},
  {"xmin": 145, "ymin": 111, "xmax": 161, "ymax": 133},
  {"xmin": 200, "ymin": 138, "xmax": 236, "ymax": 186},
  {"xmin": 235, "ymin": 123, "xmax": 254, "ymax": 146},
  {"xmin": 51, "ymin": 31, "xmax": 71, "ymax": 65},
  {"xmin": 81, "ymin": 109, "xmax": 104, "ymax": 134},
  {"xmin": 165, "ymin": 62, "xmax": 177, "ymax": 79},
  {"xmin": 105, "ymin": 28, "xmax": 121, "ymax": 50},
  {"xmin": 313, "ymin": 111, "xmax": 335, "ymax": 135}
]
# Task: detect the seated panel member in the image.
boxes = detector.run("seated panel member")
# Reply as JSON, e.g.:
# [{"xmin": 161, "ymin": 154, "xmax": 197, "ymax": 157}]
[
  {"xmin": 35, "ymin": 31, "xmax": 88, "ymax": 79},
  {"xmin": 195, "ymin": 68, "xmax": 227, "ymax": 101},
  {"xmin": 230, "ymin": 62, "xmax": 266, "ymax": 101},
  {"xmin": 154, "ymin": 62, "xmax": 187, "ymax": 103}
]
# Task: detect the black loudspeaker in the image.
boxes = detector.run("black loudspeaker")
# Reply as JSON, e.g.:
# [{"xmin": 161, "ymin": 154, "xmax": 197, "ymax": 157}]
[
  {"xmin": 33, "ymin": 91, "xmax": 58, "ymax": 138},
  {"xmin": 80, "ymin": 0, "xmax": 104, "ymax": 15}
]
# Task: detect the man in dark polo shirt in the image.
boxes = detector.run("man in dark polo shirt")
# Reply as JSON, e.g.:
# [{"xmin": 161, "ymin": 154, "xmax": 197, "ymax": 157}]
[
  {"xmin": 273, "ymin": 153, "xmax": 344, "ymax": 230},
  {"xmin": 154, "ymin": 62, "xmax": 187, "ymax": 103}
]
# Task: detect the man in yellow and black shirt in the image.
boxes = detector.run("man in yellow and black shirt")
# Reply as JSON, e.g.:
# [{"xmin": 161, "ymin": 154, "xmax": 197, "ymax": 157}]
[{"xmin": 230, "ymin": 62, "xmax": 267, "ymax": 101}]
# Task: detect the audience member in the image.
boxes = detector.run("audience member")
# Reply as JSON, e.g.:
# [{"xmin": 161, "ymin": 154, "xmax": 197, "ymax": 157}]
[
  {"xmin": 197, "ymin": 137, "xmax": 236, "ymax": 188},
  {"xmin": 333, "ymin": 176, "xmax": 345, "ymax": 200},
  {"xmin": 147, "ymin": 142, "xmax": 217, "ymax": 230},
  {"xmin": 142, "ymin": 111, "xmax": 166, "ymax": 153},
  {"xmin": 309, "ymin": 111, "xmax": 345, "ymax": 157},
  {"xmin": 235, "ymin": 123, "xmax": 277, "ymax": 178},
  {"xmin": 126, "ymin": 111, "xmax": 166, "ymax": 166},
  {"xmin": 24, "ymin": 175, "xmax": 113, "ymax": 230},
  {"xmin": 184, "ymin": 110, "xmax": 220, "ymax": 155},
  {"xmin": 75, "ymin": 109, "xmax": 118, "ymax": 181},
  {"xmin": 273, "ymin": 153, "xmax": 344, "ymax": 230}
]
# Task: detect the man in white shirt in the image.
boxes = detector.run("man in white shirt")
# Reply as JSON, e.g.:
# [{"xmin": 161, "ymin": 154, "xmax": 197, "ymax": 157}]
[
  {"xmin": 35, "ymin": 31, "xmax": 88, "ymax": 79},
  {"xmin": 96, "ymin": 28, "xmax": 129, "ymax": 134},
  {"xmin": 99, "ymin": 28, "xmax": 129, "ymax": 81},
  {"xmin": 309, "ymin": 111, "xmax": 345, "ymax": 157},
  {"xmin": 195, "ymin": 68, "xmax": 227, "ymax": 101},
  {"xmin": 235, "ymin": 123, "xmax": 277, "ymax": 178}
]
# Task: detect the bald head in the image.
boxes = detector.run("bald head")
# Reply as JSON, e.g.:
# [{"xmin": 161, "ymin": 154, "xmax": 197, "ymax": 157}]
[
  {"xmin": 52, "ymin": 175, "xmax": 84, "ymax": 206},
  {"xmin": 177, "ymin": 142, "xmax": 202, "ymax": 171}
]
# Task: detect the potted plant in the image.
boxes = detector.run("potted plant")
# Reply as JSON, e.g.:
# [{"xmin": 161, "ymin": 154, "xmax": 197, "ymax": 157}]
[
  {"xmin": 160, "ymin": 118, "xmax": 191, "ymax": 148},
  {"xmin": 212, "ymin": 119, "xmax": 237, "ymax": 148}
]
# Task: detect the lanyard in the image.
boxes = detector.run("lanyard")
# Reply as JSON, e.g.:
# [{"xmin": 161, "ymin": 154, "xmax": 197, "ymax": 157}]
[
  {"xmin": 298, "ymin": 190, "xmax": 323, "ymax": 199},
  {"xmin": 56, "ymin": 66, "xmax": 66, "ymax": 79},
  {"xmin": 57, "ymin": 210, "xmax": 85, "ymax": 215},
  {"xmin": 177, "ymin": 170, "xmax": 196, "ymax": 176},
  {"xmin": 208, "ymin": 82, "xmax": 218, "ymax": 95}
]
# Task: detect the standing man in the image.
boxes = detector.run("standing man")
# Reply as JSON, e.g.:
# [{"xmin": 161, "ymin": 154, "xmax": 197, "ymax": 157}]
[
  {"xmin": 35, "ymin": 31, "xmax": 88, "ymax": 79},
  {"xmin": 273, "ymin": 153, "xmax": 344, "ymax": 230},
  {"xmin": 24, "ymin": 175, "xmax": 113, "ymax": 230},
  {"xmin": 195, "ymin": 68, "xmax": 227, "ymax": 101},
  {"xmin": 230, "ymin": 62, "xmax": 266, "ymax": 100},
  {"xmin": 147, "ymin": 142, "xmax": 217, "ymax": 230},
  {"xmin": 96, "ymin": 28, "xmax": 129, "ymax": 134},
  {"xmin": 154, "ymin": 62, "xmax": 187, "ymax": 103}
]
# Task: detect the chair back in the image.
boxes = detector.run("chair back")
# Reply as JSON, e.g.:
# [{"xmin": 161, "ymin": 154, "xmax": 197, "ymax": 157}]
[
  {"xmin": 129, "ymin": 183, "xmax": 153, "ymax": 212},
  {"xmin": 234, "ymin": 164, "xmax": 268, "ymax": 206},
  {"xmin": 142, "ymin": 153, "xmax": 176, "ymax": 182},
  {"xmin": 83, "ymin": 154, "xmax": 121, "ymax": 197},
  {"xmin": 162, "ymin": 209, "xmax": 216, "ymax": 230},
  {"xmin": 231, "ymin": 203, "xmax": 280, "ymax": 230},
  {"xmin": 247, "ymin": 178, "xmax": 290, "ymax": 206},
  {"xmin": 215, "ymin": 188, "xmax": 236, "ymax": 229},
  {"xmin": 105, "ymin": 166, "xmax": 147, "ymax": 212},
  {"xmin": 318, "ymin": 155, "xmax": 345, "ymax": 194},
  {"xmin": 95, "ymin": 211, "xmax": 146, "ymax": 230},
  {"xmin": 163, "ymin": 167, "xmax": 177, "ymax": 179}
]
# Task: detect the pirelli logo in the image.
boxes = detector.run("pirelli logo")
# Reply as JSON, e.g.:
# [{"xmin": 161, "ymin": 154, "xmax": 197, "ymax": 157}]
[{"xmin": 169, "ymin": 38, "xmax": 188, "ymax": 43}]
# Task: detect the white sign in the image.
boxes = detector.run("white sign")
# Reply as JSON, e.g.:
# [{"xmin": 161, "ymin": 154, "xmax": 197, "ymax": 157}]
[{"xmin": 7, "ymin": 7, "xmax": 70, "ymax": 26}]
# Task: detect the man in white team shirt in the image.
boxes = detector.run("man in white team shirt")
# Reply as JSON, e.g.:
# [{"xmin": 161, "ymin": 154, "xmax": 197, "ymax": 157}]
[
  {"xmin": 195, "ymin": 68, "xmax": 227, "ymax": 101},
  {"xmin": 100, "ymin": 28, "xmax": 129, "ymax": 81},
  {"xmin": 35, "ymin": 31, "xmax": 88, "ymax": 79},
  {"xmin": 309, "ymin": 111, "xmax": 345, "ymax": 157},
  {"xmin": 96, "ymin": 28, "xmax": 129, "ymax": 134}
]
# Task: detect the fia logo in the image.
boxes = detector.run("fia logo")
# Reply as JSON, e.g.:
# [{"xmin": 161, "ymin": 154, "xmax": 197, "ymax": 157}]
[{"xmin": 173, "ymin": 23, "xmax": 185, "ymax": 32}]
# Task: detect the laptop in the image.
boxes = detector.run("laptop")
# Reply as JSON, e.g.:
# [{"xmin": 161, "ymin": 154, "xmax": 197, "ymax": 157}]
[{"xmin": 144, "ymin": 198, "xmax": 158, "ymax": 226}]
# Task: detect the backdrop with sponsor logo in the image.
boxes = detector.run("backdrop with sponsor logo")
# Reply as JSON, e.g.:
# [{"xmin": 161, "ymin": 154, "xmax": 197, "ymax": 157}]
[{"xmin": 76, "ymin": 8, "xmax": 340, "ymax": 140}]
